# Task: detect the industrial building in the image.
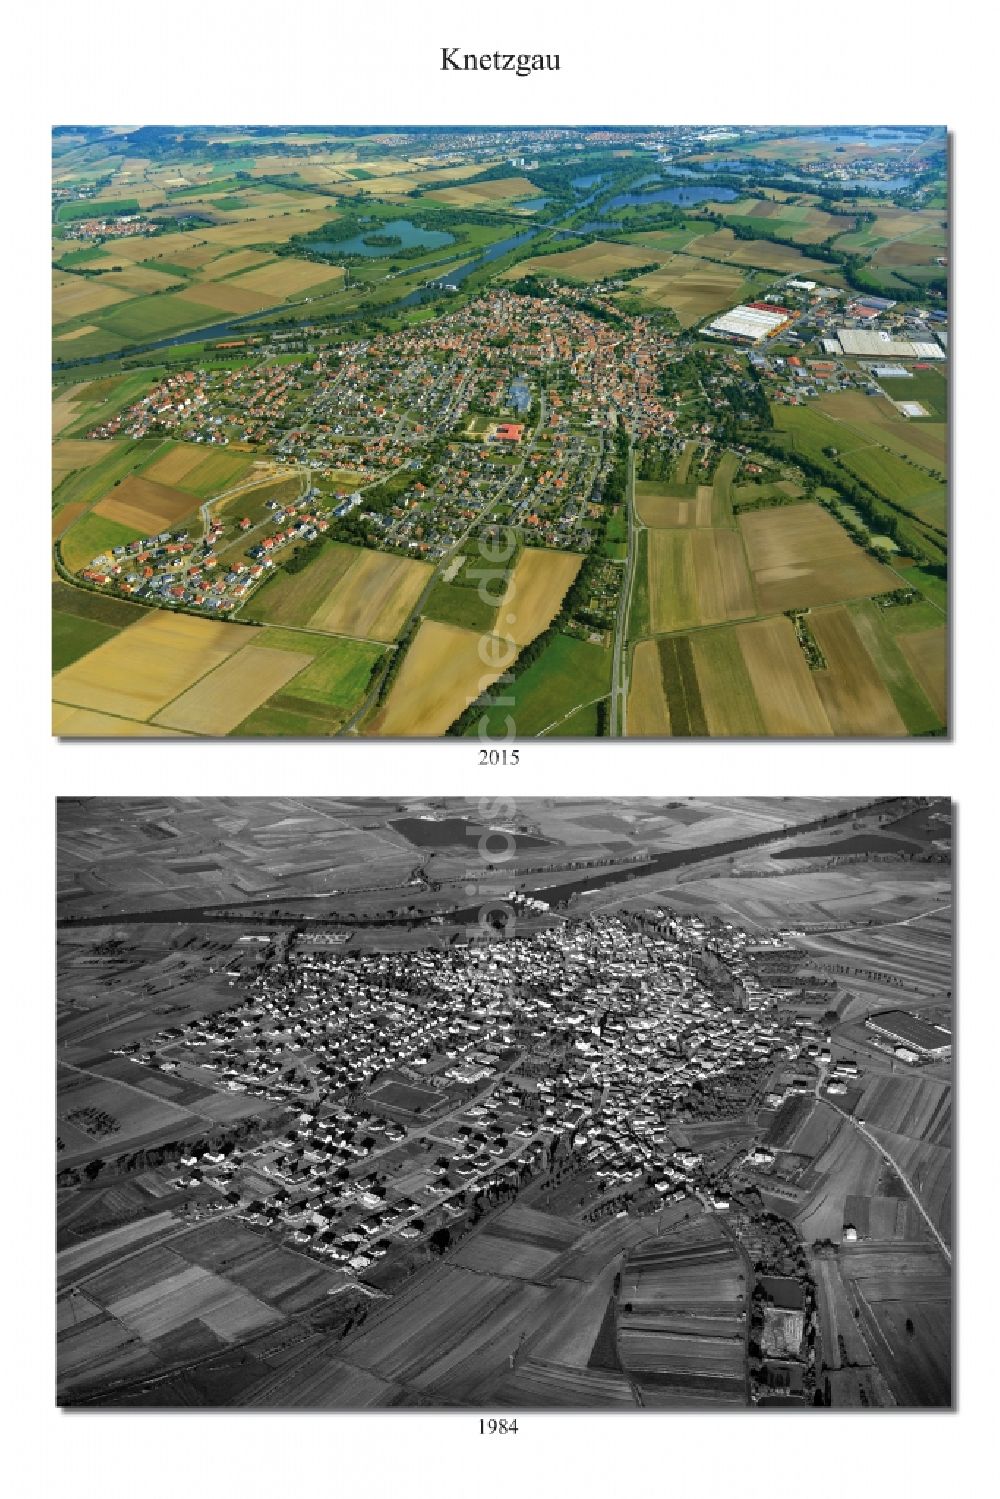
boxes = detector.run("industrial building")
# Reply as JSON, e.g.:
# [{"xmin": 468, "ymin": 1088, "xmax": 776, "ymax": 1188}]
[
  {"xmin": 705, "ymin": 302, "xmax": 794, "ymax": 344},
  {"xmin": 835, "ymin": 329, "xmax": 945, "ymax": 360},
  {"xmin": 865, "ymin": 1010, "xmax": 952, "ymax": 1058}
]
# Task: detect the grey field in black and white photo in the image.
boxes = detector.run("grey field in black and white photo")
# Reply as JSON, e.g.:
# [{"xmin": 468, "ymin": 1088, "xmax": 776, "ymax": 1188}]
[{"xmin": 56, "ymin": 796, "xmax": 952, "ymax": 1408}]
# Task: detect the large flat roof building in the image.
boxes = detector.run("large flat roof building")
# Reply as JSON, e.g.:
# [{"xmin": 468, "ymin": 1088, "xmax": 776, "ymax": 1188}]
[
  {"xmin": 705, "ymin": 303, "xmax": 793, "ymax": 344},
  {"xmin": 837, "ymin": 329, "xmax": 945, "ymax": 360},
  {"xmin": 866, "ymin": 1009, "xmax": 952, "ymax": 1057}
]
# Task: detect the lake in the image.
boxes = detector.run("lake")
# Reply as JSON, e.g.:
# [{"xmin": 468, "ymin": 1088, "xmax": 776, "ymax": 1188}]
[
  {"xmin": 603, "ymin": 185, "xmax": 737, "ymax": 212},
  {"xmin": 836, "ymin": 175, "xmax": 915, "ymax": 193}
]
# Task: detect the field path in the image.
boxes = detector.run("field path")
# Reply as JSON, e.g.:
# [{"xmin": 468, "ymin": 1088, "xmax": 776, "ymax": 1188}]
[{"xmin": 812, "ymin": 1064, "xmax": 951, "ymax": 1266}]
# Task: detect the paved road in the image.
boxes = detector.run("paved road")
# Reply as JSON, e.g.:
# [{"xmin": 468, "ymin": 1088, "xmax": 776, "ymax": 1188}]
[{"xmin": 609, "ymin": 444, "xmax": 636, "ymax": 736}]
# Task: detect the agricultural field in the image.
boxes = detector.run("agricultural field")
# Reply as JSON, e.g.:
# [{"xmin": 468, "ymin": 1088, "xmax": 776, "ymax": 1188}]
[
  {"xmin": 616, "ymin": 1218, "xmax": 747, "ymax": 1402},
  {"xmin": 620, "ymin": 256, "xmax": 749, "ymax": 326},
  {"xmin": 307, "ymin": 548, "xmax": 432, "ymax": 642},
  {"xmin": 503, "ymin": 239, "xmax": 668, "ymax": 284},
  {"xmin": 52, "ymin": 611, "xmax": 249, "ymax": 728},
  {"xmin": 367, "ymin": 619, "xmax": 512, "ymax": 737},
  {"xmin": 462, "ymin": 634, "xmax": 612, "ymax": 738},
  {"xmin": 737, "ymin": 503, "xmax": 897, "ymax": 614},
  {"xmin": 500, "ymin": 547, "xmax": 582, "ymax": 645}
]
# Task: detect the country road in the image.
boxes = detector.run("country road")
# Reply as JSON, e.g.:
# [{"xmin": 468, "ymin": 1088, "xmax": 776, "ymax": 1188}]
[{"xmin": 813, "ymin": 1063, "xmax": 951, "ymax": 1265}]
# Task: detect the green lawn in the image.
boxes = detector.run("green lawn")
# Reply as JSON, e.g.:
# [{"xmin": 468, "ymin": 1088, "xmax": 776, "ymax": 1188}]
[
  {"xmin": 59, "ymin": 513, "xmax": 146, "ymax": 572},
  {"xmin": 51, "ymin": 580, "xmax": 148, "ymax": 628},
  {"xmin": 880, "ymin": 370, "xmax": 947, "ymax": 421},
  {"xmin": 422, "ymin": 579, "xmax": 498, "ymax": 633}
]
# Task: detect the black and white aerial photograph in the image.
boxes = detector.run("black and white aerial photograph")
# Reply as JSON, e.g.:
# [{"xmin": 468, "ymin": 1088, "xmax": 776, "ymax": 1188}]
[{"xmin": 56, "ymin": 795, "xmax": 953, "ymax": 1410}]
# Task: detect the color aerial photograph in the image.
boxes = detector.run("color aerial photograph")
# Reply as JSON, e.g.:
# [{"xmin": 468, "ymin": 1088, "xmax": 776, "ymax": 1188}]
[
  {"xmin": 50, "ymin": 127, "xmax": 949, "ymax": 738},
  {"xmin": 56, "ymin": 796, "xmax": 952, "ymax": 1408}
]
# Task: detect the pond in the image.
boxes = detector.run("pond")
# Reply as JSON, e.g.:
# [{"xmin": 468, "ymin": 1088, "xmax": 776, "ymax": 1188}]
[
  {"xmin": 390, "ymin": 817, "xmax": 550, "ymax": 851},
  {"xmin": 513, "ymin": 195, "xmax": 553, "ymax": 211},
  {"xmin": 308, "ymin": 218, "xmax": 455, "ymax": 257}
]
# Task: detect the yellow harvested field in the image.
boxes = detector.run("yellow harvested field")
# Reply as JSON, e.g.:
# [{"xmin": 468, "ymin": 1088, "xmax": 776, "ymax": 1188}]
[
  {"xmin": 152, "ymin": 643, "xmax": 313, "ymax": 734},
  {"xmin": 54, "ymin": 323, "xmax": 101, "ymax": 342},
  {"xmin": 308, "ymin": 549, "xmax": 432, "ymax": 642},
  {"xmin": 52, "ymin": 272, "xmax": 134, "ymax": 324},
  {"xmin": 173, "ymin": 280, "xmax": 279, "ymax": 315},
  {"xmin": 500, "ymin": 549, "xmax": 582, "ymax": 646},
  {"xmin": 736, "ymin": 617, "xmax": 832, "ymax": 736},
  {"xmin": 738, "ymin": 503, "xmax": 897, "ymax": 613},
  {"xmin": 87, "ymin": 261, "xmax": 185, "ymax": 294},
  {"xmin": 635, "ymin": 484, "xmax": 712, "ymax": 528},
  {"xmin": 429, "ymin": 176, "xmax": 540, "ymax": 207},
  {"xmin": 231, "ymin": 258, "xmax": 346, "ymax": 300},
  {"xmin": 503, "ymin": 239, "xmax": 665, "ymax": 284},
  {"xmin": 816, "ymin": 390, "xmax": 900, "ymax": 426},
  {"xmin": 809, "ymin": 607, "xmax": 907, "ymax": 736},
  {"xmin": 627, "ymin": 639, "xmax": 670, "ymax": 735},
  {"xmin": 53, "ymin": 384, "xmax": 88, "ymax": 436},
  {"xmin": 202, "ymin": 209, "xmax": 341, "ymax": 247},
  {"xmin": 197, "ymin": 249, "xmax": 276, "ymax": 281},
  {"xmin": 686, "ymin": 227, "xmax": 837, "ymax": 273},
  {"xmin": 53, "ymin": 438, "xmax": 117, "ymax": 483},
  {"xmin": 369, "ymin": 620, "xmax": 515, "ymax": 737},
  {"xmin": 94, "ymin": 474, "xmax": 198, "ymax": 532},
  {"xmin": 647, "ymin": 530, "xmax": 753, "ymax": 632},
  {"xmin": 52, "ymin": 611, "xmax": 247, "ymax": 723},
  {"xmin": 144, "ymin": 444, "xmax": 212, "ymax": 486},
  {"xmin": 899, "ymin": 626, "xmax": 947, "ymax": 722},
  {"xmin": 53, "ymin": 703, "xmax": 191, "ymax": 737},
  {"xmin": 624, "ymin": 257, "xmax": 745, "ymax": 327},
  {"xmin": 690, "ymin": 529, "xmax": 756, "ymax": 626}
]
